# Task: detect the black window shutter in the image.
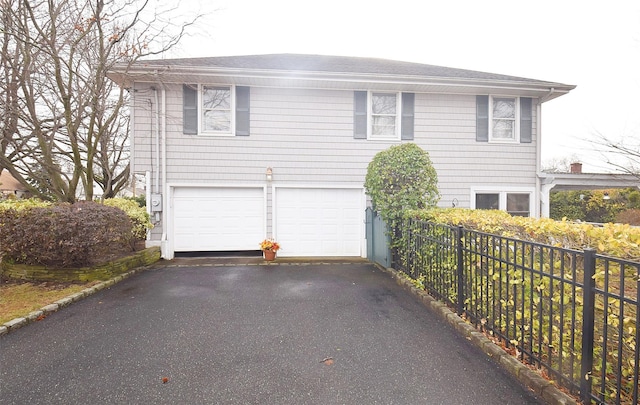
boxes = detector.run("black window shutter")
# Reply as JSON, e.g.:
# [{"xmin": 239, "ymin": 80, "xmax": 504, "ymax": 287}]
[
  {"xmin": 235, "ymin": 86, "xmax": 250, "ymax": 136},
  {"xmin": 520, "ymin": 97, "xmax": 532, "ymax": 143},
  {"xmin": 401, "ymin": 93, "xmax": 415, "ymax": 140},
  {"xmin": 354, "ymin": 91, "xmax": 367, "ymax": 139},
  {"xmin": 476, "ymin": 95, "xmax": 489, "ymax": 142},
  {"xmin": 183, "ymin": 84, "xmax": 198, "ymax": 135}
]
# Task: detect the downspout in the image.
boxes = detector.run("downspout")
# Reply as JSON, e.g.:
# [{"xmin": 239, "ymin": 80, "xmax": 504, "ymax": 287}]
[
  {"xmin": 535, "ymin": 99, "xmax": 542, "ymax": 217},
  {"xmin": 152, "ymin": 85, "xmax": 160, "ymax": 195},
  {"xmin": 145, "ymin": 170, "xmax": 151, "ymax": 241},
  {"xmin": 129, "ymin": 88, "xmax": 136, "ymax": 194},
  {"xmin": 151, "ymin": 74, "xmax": 169, "ymax": 257},
  {"xmin": 161, "ymin": 84, "xmax": 169, "ymax": 258},
  {"xmin": 536, "ymin": 88, "xmax": 554, "ymax": 218}
]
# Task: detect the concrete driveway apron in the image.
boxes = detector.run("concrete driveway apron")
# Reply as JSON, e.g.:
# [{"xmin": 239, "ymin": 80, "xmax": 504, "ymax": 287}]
[{"xmin": 0, "ymin": 262, "xmax": 543, "ymax": 404}]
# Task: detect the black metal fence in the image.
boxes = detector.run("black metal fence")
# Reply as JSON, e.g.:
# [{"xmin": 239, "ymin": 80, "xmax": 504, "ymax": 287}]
[{"xmin": 396, "ymin": 218, "xmax": 640, "ymax": 405}]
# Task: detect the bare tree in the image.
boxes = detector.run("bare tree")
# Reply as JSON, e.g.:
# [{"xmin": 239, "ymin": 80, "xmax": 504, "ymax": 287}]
[
  {"xmin": 0, "ymin": 0, "xmax": 199, "ymax": 201},
  {"xmin": 590, "ymin": 131, "xmax": 640, "ymax": 179},
  {"xmin": 542, "ymin": 155, "xmax": 580, "ymax": 173}
]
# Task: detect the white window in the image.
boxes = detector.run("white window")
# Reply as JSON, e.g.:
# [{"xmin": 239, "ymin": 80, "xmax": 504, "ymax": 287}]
[
  {"xmin": 369, "ymin": 92, "xmax": 400, "ymax": 140},
  {"xmin": 472, "ymin": 188, "xmax": 533, "ymax": 217},
  {"xmin": 201, "ymin": 85, "xmax": 233, "ymax": 135},
  {"xmin": 490, "ymin": 96, "xmax": 519, "ymax": 142},
  {"xmin": 183, "ymin": 84, "xmax": 250, "ymax": 137}
]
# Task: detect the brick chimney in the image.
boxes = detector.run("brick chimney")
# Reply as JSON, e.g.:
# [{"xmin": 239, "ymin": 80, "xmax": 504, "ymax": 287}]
[{"xmin": 570, "ymin": 162, "xmax": 582, "ymax": 174}]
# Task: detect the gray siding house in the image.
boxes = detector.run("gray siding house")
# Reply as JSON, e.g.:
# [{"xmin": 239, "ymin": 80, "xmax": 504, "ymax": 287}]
[{"xmin": 108, "ymin": 54, "xmax": 575, "ymax": 259}]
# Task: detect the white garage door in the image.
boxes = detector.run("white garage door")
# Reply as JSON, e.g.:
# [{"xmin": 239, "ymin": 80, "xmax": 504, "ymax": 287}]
[
  {"xmin": 275, "ymin": 188, "xmax": 363, "ymax": 257},
  {"xmin": 172, "ymin": 187, "xmax": 265, "ymax": 252}
]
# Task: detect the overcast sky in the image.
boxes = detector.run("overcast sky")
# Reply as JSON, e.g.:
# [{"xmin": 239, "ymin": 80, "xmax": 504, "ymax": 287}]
[{"xmin": 167, "ymin": 0, "xmax": 640, "ymax": 173}]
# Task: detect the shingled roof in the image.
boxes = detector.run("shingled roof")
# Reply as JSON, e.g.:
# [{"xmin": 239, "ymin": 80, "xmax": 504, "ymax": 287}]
[
  {"xmin": 111, "ymin": 53, "xmax": 575, "ymax": 101},
  {"xmin": 135, "ymin": 53, "xmax": 548, "ymax": 83}
]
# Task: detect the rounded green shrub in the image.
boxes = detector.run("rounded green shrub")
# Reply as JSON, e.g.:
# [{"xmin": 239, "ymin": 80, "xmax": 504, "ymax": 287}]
[{"xmin": 365, "ymin": 143, "xmax": 439, "ymax": 239}]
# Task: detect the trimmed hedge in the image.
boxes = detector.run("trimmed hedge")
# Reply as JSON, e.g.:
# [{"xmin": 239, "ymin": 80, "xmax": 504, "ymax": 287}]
[
  {"xmin": 0, "ymin": 201, "xmax": 133, "ymax": 267},
  {"xmin": 407, "ymin": 208, "xmax": 640, "ymax": 261},
  {"xmin": 102, "ymin": 197, "xmax": 153, "ymax": 240}
]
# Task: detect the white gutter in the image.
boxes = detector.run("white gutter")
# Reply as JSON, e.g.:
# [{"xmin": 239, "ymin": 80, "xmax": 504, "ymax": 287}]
[
  {"xmin": 117, "ymin": 65, "xmax": 572, "ymax": 88},
  {"xmin": 110, "ymin": 68, "xmax": 576, "ymax": 101},
  {"xmin": 540, "ymin": 87, "xmax": 556, "ymax": 103}
]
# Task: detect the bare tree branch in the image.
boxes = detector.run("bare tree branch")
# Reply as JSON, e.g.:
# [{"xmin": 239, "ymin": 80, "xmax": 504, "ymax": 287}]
[
  {"xmin": 0, "ymin": 0, "xmax": 201, "ymax": 201},
  {"xmin": 589, "ymin": 131, "xmax": 640, "ymax": 180}
]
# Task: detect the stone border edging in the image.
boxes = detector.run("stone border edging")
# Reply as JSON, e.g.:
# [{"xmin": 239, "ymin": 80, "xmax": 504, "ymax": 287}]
[
  {"xmin": 1, "ymin": 247, "xmax": 161, "ymax": 282},
  {"xmin": 0, "ymin": 260, "xmax": 160, "ymax": 337},
  {"xmin": 377, "ymin": 265, "xmax": 577, "ymax": 405}
]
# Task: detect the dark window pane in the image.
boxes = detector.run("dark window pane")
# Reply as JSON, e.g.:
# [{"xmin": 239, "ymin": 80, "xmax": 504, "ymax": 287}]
[
  {"xmin": 507, "ymin": 193, "xmax": 530, "ymax": 217},
  {"xmin": 476, "ymin": 193, "xmax": 499, "ymax": 210}
]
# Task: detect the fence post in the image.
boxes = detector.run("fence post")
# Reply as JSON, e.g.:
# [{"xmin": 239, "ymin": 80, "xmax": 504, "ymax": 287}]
[
  {"xmin": 365, "ymin": 208, "xmax": 373, "ymax": 262},
  {"xmin": 580, "ymin": 248, "xmax": 597, "ymax": 403},
  {"xmin": 456, "ymin": 225, "xmax": 464, "ymax": 316}
]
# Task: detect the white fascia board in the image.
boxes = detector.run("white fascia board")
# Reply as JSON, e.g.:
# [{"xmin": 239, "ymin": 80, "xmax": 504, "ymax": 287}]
[{"xmin": 115, "ymin": 66, "xmax": 575, "ymax": 101}]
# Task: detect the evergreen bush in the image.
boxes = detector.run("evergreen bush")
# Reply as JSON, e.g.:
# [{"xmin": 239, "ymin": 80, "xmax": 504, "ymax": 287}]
[
  {"xmin": 103, "ymin": 197, "xmax": 153, "ymax": 240},
  {"xmin": 0, "ymin": 201, "xmax": 133, "ymax": 267},
  {"xmin": 364, "ymin": 143, "xmax": 439, "ymax": 245}
]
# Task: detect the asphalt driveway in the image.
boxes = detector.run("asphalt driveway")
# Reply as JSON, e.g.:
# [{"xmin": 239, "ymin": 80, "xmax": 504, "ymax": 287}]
[{"xmin": 0, "ymin": 262, "xmax": 542, "ymax": 404}]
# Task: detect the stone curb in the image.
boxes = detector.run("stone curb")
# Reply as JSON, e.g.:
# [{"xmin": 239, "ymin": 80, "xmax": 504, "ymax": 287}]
[
  {"xmin": 162, "ymin": 261, "xmax": 365, "ymax": 268},
  {"xmin": 0, "ymin": 264, "xmax": 157, "ymax": 337},
  {"xmin": 378, "ymin": 265, "xmax": 577, "ymax": 405}
]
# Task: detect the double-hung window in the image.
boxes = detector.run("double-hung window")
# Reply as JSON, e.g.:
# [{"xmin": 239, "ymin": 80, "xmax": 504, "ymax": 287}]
[
  {"xmin": 490, "ymin": 97, "xmax": 517, "ymax": 141},
  {"xmin": 183, "ymin": 84, "xmax": 250, "ymax": 136},
  {"xmin": 354, "ymin": 91, "xmax": 414, "ymax": 140},
  {"xmin": 370, "ymin": 92, "xmax": 399, "ymax": 139},
  {"xmin": 476, "ymin": 95, "xmax": 532, "ymax": 143},
  {"xmin": 202, "ymin": 86, "xmax": 231, "ymax": 133}
]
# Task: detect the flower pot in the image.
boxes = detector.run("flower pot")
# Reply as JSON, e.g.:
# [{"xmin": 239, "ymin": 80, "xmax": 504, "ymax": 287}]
[{"xmin": 263, "ymin": 250, "xmax": 276, "ymax": 261}]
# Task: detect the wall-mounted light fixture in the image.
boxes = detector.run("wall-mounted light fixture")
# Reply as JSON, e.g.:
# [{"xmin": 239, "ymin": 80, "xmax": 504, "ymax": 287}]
[
  {"xmin": 451, "ymin": 198, "xmax": 458, "ymax": 208},
  {"xmin": 603, "ymin": 192, "xmax": 610, "ymax": 200},
  {"xmin": 266, "ymin": 167, "xmax": 273, "ymax": 182}
]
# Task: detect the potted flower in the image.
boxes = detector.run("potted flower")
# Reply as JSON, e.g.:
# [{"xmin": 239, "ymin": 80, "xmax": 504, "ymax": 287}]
[{"xmin": 260, "ymin": 239, "xmax": 281, "ymax": 261}]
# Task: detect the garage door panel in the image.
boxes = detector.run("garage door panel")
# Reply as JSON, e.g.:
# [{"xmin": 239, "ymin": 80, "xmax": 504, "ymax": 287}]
[
  {"xmin": 275, "ymin": 188, "xmax": 362, "ymax": 257},
  {"xmin": 173, "ymin": 187, "xmax": 265, "ymax": 252}
]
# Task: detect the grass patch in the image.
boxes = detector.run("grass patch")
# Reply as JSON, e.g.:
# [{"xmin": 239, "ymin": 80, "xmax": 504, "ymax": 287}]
[{"xmin": 0, "ymin": 279, "xmax": 98, "ymax": 324}]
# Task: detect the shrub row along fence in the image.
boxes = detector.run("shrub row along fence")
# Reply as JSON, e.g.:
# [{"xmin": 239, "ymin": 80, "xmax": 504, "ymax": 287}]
[{"xmin": 395, "ymin": 218, "xmax": 640, "ymax": 405}]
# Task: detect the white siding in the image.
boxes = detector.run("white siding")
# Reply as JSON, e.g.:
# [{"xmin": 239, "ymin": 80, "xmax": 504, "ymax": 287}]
[{"xmin": 132, "ymin": 83, "xmax": 539, "ymax": 243}]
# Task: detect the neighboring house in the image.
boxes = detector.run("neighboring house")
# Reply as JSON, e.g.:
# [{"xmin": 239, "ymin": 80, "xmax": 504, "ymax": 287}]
[
  {"xmin": 108, "ymin": 54, "xmax": 575, "ymax": 259},
  {"xmin": 0, "ymin": 170, "xmax": 29, "ymax": 199},
  {"xmin": 539, "ymin": 163, "xmax": 639, "ymax": 216}
]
